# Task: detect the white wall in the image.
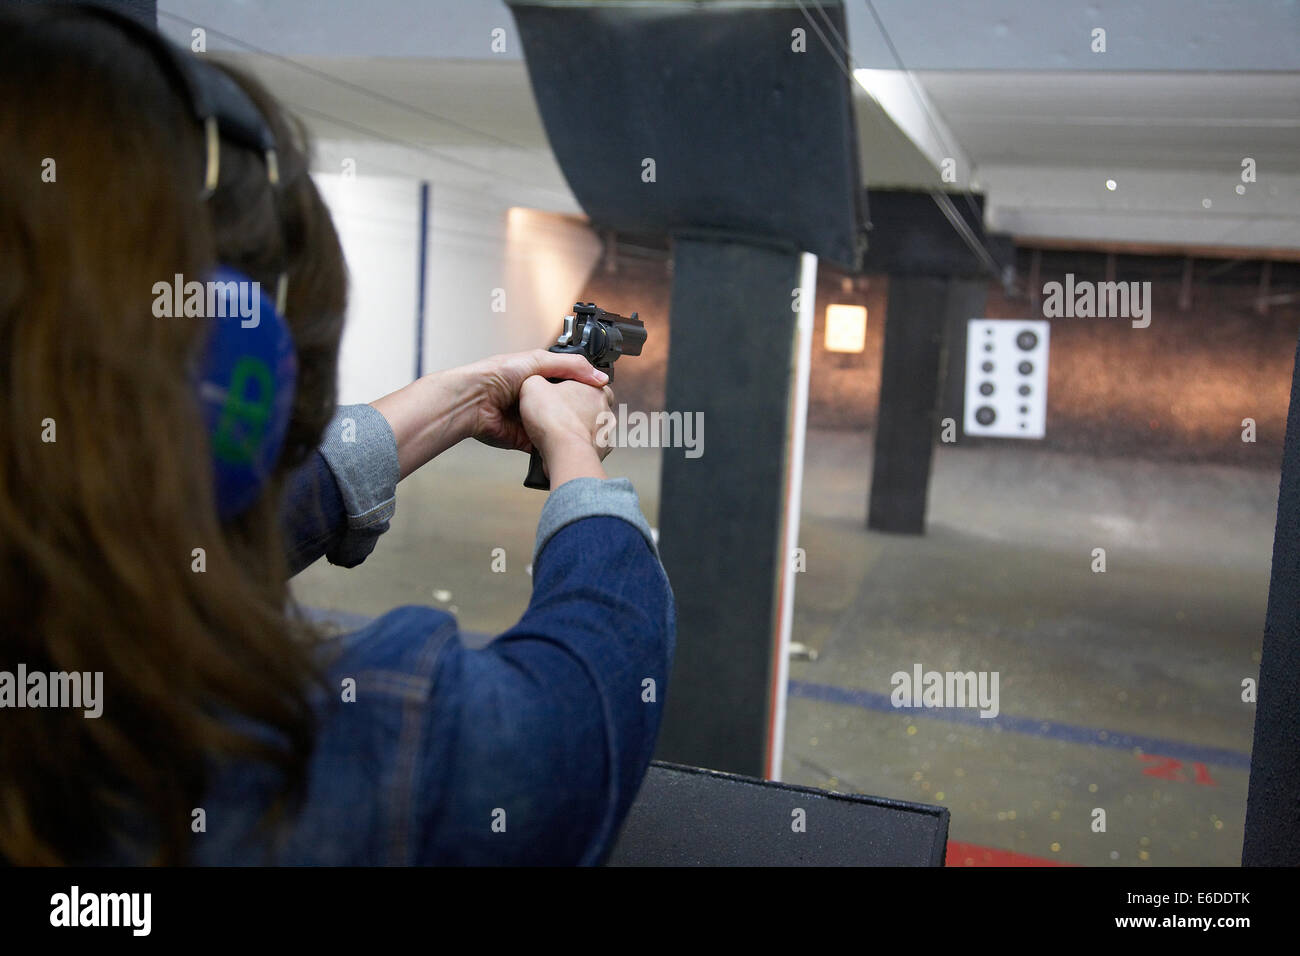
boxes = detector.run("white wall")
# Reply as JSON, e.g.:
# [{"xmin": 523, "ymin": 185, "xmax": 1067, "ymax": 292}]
[
  {"xmin": 315, "ymin": 170, "xmax": 603, "ymax": 401},
  {"xmin": 314, "ymin": 173, "xmax": 421, "ymax": 405},
  {"xmin": 421, "ymin": 184, "xmax": 602, "ymax": 373}
]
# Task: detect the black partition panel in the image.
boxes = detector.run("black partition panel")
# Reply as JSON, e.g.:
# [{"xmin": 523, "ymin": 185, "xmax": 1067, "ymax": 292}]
[
  {"xmin": 608, "ymin": 762, "xmax": 949, "ymax": 866},
  {"xmin": 15, "ymin": 0, "xmax": 156, "ymax": 26},
  {"xmin": 506, "ymin": 0, "xmax": 864, "ymax": 270},
  {"xmin": 1243, "ymin": 329, "xmax": 1300, "ymax": 865}
]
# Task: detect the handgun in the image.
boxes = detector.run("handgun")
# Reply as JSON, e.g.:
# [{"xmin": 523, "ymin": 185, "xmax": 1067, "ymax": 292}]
[{"xmin": 524, "ymin": 302, "xmax": 647, "ymax": 490}]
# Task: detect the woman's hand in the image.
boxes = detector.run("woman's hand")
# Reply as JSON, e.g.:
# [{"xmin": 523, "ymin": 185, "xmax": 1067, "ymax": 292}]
[
  {"xmin": 519, "ymin": 375, "xmax": 616, "ymax": 487},
  {"xmin": 470, "ymin": 349, "xmax": 610, "ymax": 453},
  {"xmin": 369, "ymin": 349, "xmax": 609, "ymax": 482}
]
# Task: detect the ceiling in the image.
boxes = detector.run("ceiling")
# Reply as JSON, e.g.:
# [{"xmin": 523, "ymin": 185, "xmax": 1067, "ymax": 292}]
[
  {"xmin": 923, "ymin": 71, "xmax": 1299, "ymax": 173},
  {"xmin": 160, "ymin": 1, "xmax": 1300, "ymax": 256}
]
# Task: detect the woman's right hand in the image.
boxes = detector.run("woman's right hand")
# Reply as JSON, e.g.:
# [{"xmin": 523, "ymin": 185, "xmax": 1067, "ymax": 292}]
[{"xmin": 519, "ymin": 376, "xmax": 615, "ymax": 487}]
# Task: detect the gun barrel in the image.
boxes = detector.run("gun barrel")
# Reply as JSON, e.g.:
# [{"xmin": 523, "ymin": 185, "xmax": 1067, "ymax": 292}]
[{"xmin": 614, "ymin": 319, "xmax": 647, "ymax": 357}]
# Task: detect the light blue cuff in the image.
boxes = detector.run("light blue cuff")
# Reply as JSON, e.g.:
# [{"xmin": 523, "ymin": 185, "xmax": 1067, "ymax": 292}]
[
  {"xmin": 533, "ymin": 477, "xmax": 659, "ymax": 565},
  {"xmin": 318, "ymin": 404, "xmax": 399, "ymax": 566}
]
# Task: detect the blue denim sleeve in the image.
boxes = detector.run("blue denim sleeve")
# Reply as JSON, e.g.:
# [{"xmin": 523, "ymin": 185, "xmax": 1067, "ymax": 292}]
[
  {"xmin": 281, "ymin": 452, "xmax": 345, "ymax": 576},
  {"xmin": 412, "ymin": 482, "xmax": 675, "ymax": 865},
  {"xmin": 196, "ymin": 480, "xmax": 674, "ymax": 865},
  {"xmin": 281, "ymin": 404, "xmax": 399, "ymax": 574}
]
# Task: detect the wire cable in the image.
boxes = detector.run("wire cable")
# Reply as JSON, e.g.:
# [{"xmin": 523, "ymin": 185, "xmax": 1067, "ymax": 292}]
[{"xmin": 795, "ymin": 0, "xmax": 1005, "ymax": 280}]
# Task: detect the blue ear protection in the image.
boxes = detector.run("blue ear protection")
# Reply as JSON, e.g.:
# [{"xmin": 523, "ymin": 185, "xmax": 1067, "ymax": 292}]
[
  {"xmin": 194, "ymin": 267, "xmax": 299, "ymax": 520},
  {"xmin": 52, "ymin": 4, "xmax": 298, "ymax": 521},
  {"xmin": 181, "ymin": 60, "xmax": 299, "ymax": 520}
]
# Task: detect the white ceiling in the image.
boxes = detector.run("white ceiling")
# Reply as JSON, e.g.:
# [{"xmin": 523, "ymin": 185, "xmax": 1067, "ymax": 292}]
[
  {"xmin": 885, "ymin": 70, "xmax": 1300, "ymax": 253},
  {"xmin": 923, "ymin": 71, "xmax": 1300, "ymax": 173},
  {"xmin": 165, "ymin": 2, "xmax": 1300, "ymax": 256}
]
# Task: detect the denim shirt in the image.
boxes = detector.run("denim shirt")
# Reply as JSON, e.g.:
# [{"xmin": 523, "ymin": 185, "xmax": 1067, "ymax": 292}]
[{"xmin": 192, "ymin": 406, "xmax": 675, "ymax": 865}]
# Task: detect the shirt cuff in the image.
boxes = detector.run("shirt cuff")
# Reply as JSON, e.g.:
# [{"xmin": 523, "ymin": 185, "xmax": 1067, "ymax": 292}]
[
  {"xmin": 317, "ymin": 404, "xmax": 400, "ymax": 567},
  {"xmin": 533, "ymin": 477, "xmax": 659, "ymax": 565}
]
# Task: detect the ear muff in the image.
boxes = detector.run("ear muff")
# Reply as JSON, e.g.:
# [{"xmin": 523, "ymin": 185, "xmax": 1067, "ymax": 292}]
[
  {"xmin": 194, "ymin": 266, "xmax": 298, "ymax": 521},
  {"xmin": 35, "ymin": 3, "xmax": 298, "ymax": 521}
]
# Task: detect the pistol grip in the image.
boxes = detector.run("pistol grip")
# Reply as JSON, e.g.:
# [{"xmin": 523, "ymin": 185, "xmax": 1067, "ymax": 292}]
[
  {"xmin": 523, "ymin": 448, "xmax": 550, "ymax": 491},
  {"xmin": 523, "ymin": 372, "xmax": 572, "ymax": 490}
]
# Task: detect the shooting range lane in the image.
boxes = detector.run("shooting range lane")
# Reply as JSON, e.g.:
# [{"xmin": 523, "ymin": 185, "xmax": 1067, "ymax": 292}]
[
  {"xmin": 9, "ymin": 0, "xmax": 1294, "ymax": 879},
  {"xmin": 295, "ymin": 423, "xmax": 1269, "ymax": 866}
]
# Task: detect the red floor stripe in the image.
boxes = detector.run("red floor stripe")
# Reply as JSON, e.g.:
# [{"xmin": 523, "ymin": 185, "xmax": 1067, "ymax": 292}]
[{"xmin": 945, "ymin": 840, "xmax": 1074, "ymax": 867}]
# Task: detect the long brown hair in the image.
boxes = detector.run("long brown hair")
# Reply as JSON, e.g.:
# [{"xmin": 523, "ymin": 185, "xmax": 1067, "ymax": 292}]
[{"xmin": 0, "ymin": 8, "xmax": 348, "ymax": 864}]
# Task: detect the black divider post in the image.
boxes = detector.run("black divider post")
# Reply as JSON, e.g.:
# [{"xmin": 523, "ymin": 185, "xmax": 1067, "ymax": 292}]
[
  {"xmin": 860, "ymin": 191, "xmax": 1010, "ymax": 535},
  {"xmin": 508, "ymin": 1, "xmax": 864, "ymax": 776},
  {"xmin": 654, "ymin": 235, "xmax": 802, "ymax": 774},
  {"xmin": 869, "ymin": 276, "xmax": 989, "ymax": 533}
]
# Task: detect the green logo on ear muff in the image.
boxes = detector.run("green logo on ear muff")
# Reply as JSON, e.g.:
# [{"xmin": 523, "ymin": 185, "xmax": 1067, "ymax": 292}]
[{"xmin": 212, "ymin": 356, "xmax": 275, "ymax": 465}]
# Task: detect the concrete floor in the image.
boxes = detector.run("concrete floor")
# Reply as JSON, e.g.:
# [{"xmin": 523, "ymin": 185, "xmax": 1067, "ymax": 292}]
[{"xmin": 292, "ymin": 428, "xmax": 1276, "ymax": 866}]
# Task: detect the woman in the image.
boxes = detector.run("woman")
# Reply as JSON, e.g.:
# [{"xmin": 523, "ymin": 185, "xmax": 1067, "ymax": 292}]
[{"xmin": 0, "ymin": 6, "xmax": 674, "ymax": 865}]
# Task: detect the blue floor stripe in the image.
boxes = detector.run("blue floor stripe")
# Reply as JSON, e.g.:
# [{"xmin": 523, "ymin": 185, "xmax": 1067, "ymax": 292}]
[
  {"xmin": 302, "ymin": 608, "xmax": 1250, "ymax": 772},
  {"xmin": 787, "ymin": 679, "xmax": 1252, "ymax": 771}
]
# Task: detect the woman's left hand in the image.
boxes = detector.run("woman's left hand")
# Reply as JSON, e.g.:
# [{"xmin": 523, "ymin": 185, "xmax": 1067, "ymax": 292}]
[{"xmin": 469, "ymin": 349, "xmax": 610, "ymax": 453}]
